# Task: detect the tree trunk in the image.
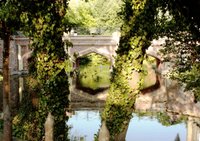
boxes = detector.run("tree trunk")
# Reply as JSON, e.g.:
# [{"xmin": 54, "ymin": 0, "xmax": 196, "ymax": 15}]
[{"xmin": 2, "ymin": 21, "xmax": 12, "ymax": 141}]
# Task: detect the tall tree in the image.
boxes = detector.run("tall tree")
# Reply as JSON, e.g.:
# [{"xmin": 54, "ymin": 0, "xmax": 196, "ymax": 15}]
[
  {"xmin": 101, "ymin": 0, "xmax": 200, "ymax": 139},
  {"xmin": 102, "ymin": 0, "xmax": 159, "ymax": 139},
  {"xmin": 1, "ymin": 1, "xmax": 71, "ymax": 140},
  {"xmin": 0, "ymin": 1, "xmax": 22, "ymax": 140},
  {"xmin": 18, "ymin": 1, "xmax": 71, "ymax": 140}
]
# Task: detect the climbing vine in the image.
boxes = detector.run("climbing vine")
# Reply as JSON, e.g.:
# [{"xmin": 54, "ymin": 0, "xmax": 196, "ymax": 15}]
[
  {"xmin": 17, "ymin": 1, "xmax": 71, "ymax": 140},
  {"xmin": 102, "ymin": 0, "xmax": 159, "ymax": 139},
  {"xmin": 101, "ymin": 0, "xmax": 200, "ymax": 139}
]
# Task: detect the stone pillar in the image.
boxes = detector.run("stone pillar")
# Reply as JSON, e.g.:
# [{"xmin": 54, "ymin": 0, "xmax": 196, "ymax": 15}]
[
  {"xmin": 187, "ymin": 118, "xmax": 200, "ymax": 141},
  {"xmin": 10, "ymin": 76, "xmax": 19, "ymax": 117},
  {"xmin": 18, "ymin": 44, "xmax": 23, "ymax": 71},
  {"xmin": 0, "ymin": 80, "xmax": 2, "ymax": 112},
  {"xmin": 187, "ymin": 119, "xmax": 193, "ymax": 141},
  {"xmin": 10, "ymin": 40, "xmax": 18, "ymax": 73},
  {"xmin": 109, "ymin": 45, "xmax": 114, "ymax": 71},
  {"xmin": 19, "ymin": 77, "xmax": 24, "ymax": 102},
  {"xmin": 0, "ymin": 40, "xmax": 3, "ymax": 69}
]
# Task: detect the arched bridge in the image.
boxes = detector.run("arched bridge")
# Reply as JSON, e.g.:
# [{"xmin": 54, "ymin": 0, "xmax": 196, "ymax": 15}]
[
  {"xmin": 62, "ymin": 32, "xmax": 120, "ymax": 67},
  {"xmin": 62, "ymin": 33, "xmax": 163, "ymax": 67}
]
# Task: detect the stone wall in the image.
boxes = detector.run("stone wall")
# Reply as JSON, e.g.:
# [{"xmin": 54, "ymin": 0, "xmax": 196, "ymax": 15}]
[
  {"xmin": 134, "ymin": 76, "xmax": 200, "ymax": 117},
  {"xmin": 0, "ymin": 37, "xmax": 30, "ymax": 75}
]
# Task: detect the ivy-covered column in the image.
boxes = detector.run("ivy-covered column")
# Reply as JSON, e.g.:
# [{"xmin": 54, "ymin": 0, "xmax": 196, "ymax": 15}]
[
  {"xmin": 23, "ymin": 1, "xmax": 70, "ymax": 140},
  {"xmin": 101, "ymin": 0, "xmax": 158, "ymax": 140}
]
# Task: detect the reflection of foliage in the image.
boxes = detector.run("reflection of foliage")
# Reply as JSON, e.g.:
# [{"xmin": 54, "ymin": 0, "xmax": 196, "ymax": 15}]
[
  {"xmin": 12, "ymin": 77, "xmax": 39, "ymax": 140},
  {"xmin": 135, "ymin": 111, "xmax": 186, "ymax": 127},
  {"xmin": 0, "ymin": 120, "xmax": 3, "ymax": 132},
  {"xmin": 12, "ymin": 74, "xmax": 70, "ymax": 141},
  {"xmin": 37, "ymin": 70, "xmax": 69, "ymax": 141},
  {"xmin": 140, "ymin": 59, "xmax": 157, "ymax": 89},
  {"xmin": 156, "ymin": 112, "xmax": 186, "ymax": 126},
  {"xmin": 174, "ymin": 134, "xmax": 180, "ymax": 141},
  {"xmin": 77, "ymin": 53, "xmax": 111, "ymax": 90},
  {"xmin": 94, "ymin": 133, "xmax": 98, "ymax": 141},
  {"xmin": 0, "ymin": 75, "xmax": 3, "ymax": 81},
  {"xmin": 78, "ymin": 56, "xmax": 92, "ymax": 66},
  {"xmin": 70, "ymin": 135, "xmax": 86, "ymax": 141}
]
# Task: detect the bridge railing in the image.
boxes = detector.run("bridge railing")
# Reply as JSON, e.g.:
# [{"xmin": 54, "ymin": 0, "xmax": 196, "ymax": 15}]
[{"xmin": 62, "ymin": 32, "xmax": 120, "ymax": 45}]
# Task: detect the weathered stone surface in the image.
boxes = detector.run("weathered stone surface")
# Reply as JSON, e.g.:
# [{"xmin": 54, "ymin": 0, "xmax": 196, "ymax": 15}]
[
  {"xmin": 0, "ymin": 37, "xmax": 30, "ymax": 75},
  {"xmin": 135, "ymin": 77, "xmax": 200, "ymax": 118}
]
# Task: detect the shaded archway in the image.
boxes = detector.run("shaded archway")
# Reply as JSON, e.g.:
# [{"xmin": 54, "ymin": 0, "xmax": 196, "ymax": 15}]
[{"xmin": 73, "ymin": 52, "xmax": 111, "ymax": 95}]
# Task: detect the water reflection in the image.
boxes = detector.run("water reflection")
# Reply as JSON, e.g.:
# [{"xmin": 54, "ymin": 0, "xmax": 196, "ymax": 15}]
[
  {"xmin": 67, "ymin": 110, "xmax": 101, "ymax": 141},
  {"xmin": 67, "ymin": 109, "xmax": 187, "ymax": 141},
  {"xmin": 0, "ymin": 75, "xmax": 69, "ymax": 141},
  {"xmin": 69, "ymin": 74, "xmax": 200, "ymax": 141},
  {"xmin": 1, "ymin": 74, "xmax": 200, "ymax": 141}
]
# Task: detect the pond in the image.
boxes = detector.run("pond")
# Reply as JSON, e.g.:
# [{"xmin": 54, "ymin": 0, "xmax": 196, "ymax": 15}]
[
  {"xmin": 1, "ymin": 54, "xmax": 200, "ymax": 141},
  {"xmin": 67, "ymin": 109, "xmax": 187, "ymax": 141}
]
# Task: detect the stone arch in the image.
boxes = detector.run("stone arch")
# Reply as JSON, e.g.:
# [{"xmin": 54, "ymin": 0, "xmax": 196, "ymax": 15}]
[
  {"xmin": 146, "ymin": 46, "xmax": 162, "ymax": 69},
  {"xmin": 77, "ymin": 47, "xmax": 112, "ymax": 61},
  {"xmin": 72, "ymin": 49, "xmax": 111, "ymax": 95},
  {"xmin": 72, "ymin": 47, "xmax": 114, "ymax": 70}
]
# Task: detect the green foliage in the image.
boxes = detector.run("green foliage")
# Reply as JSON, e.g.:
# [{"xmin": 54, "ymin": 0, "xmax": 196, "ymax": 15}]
[
  {"xmin": 12, "ymin": 75, "xmax": 70, "ymax": 141},
  {"xmin": 155, "ymin": 0, "xmax": 200, "ymax": 101},
  {"xmin": 90, "ymin": 0, "xmax": 123, "ymax": 34},
  {"xmin": 37, "ymin": 70, "xmax": 69, "ymax": 141},
  {"xmin": 65, "ymin": 0, "xmax": 96, "ymax": 31},
  {"xmin": 27, "ymin": 2, "xmax": 71, "ymax": 136},
  {"xmin": 65, "ymin": 0, "xmax": 123, "ymax": 35},
  {"xmin": 0, "ymin": 1, "xmax": 21, "ymax": 36},
  {"xmin": 12, "ymin": 77, "xmax": 40, "ymax": 140}
]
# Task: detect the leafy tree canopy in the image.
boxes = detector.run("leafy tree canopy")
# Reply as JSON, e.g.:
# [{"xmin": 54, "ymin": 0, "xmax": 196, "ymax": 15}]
[
  {"xmin": 65, "ymin": 0, "xmax": 123, "ymax": 35},
  {"xmin": 154, "ymin": 0, "xmax": 200, "ymax": 101}
]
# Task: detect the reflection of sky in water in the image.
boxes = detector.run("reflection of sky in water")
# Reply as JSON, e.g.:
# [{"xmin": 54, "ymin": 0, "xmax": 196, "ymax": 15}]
[
  {"xmin": 126, "ymin": 115, "xmax": 186, "ymax": 141},
  {"xmin": 67, "ymin": 110, "xmax": 186, "ymax": 141},
  {"xmin": 67, "ymin": 110, "xmax": 101, "ymax": 141}
]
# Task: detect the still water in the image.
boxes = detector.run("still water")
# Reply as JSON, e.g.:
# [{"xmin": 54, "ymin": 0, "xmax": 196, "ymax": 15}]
[
  {"xmin": 67, "ymin": 109, "xmax": 186, "ymax": 141},
  {"xmin": 1, "ymin": 75, "xmax": 200, "ymax": 141}
]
